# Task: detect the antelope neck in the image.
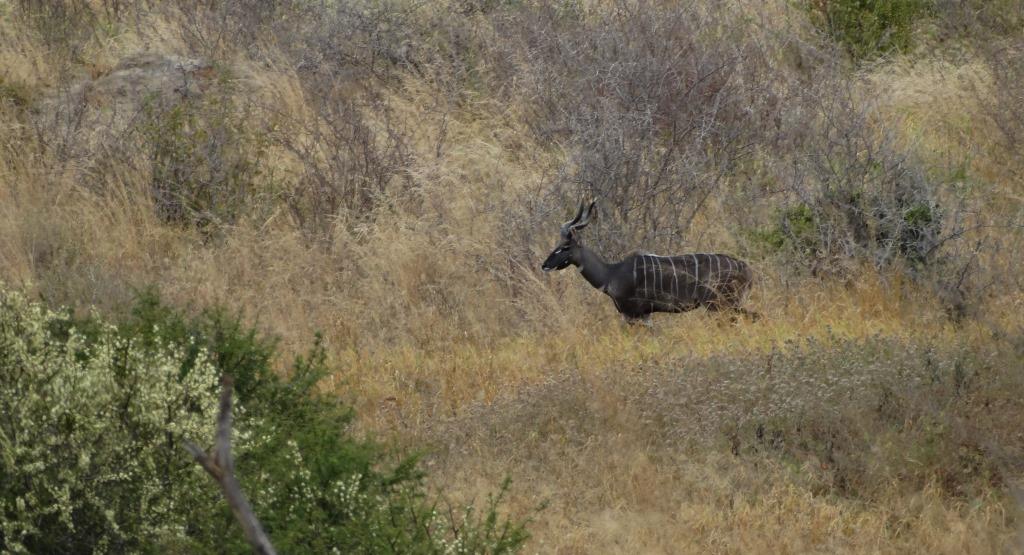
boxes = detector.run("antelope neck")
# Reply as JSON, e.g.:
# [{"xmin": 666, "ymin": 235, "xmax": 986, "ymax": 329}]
[{"xmin": 574, "ymin": 245, "xmax": 613, "ymax": 290}]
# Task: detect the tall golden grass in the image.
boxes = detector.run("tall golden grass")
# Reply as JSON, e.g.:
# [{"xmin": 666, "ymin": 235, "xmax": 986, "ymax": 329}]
[{"xmin": 1, "ymin": 1, "xmax": 1022, "ymax": 552}]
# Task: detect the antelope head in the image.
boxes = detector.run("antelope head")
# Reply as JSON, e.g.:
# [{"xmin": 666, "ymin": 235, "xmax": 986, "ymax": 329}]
[{"xmin": 542, "ymin": 200, "xmax": 596, "ymax": 272}]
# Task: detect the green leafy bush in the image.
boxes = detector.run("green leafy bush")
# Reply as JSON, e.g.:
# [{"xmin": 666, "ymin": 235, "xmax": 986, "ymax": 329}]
[
  {"xmin": 736, "ymin": 76, "xmax": 956, "ymax": 278},
  {"xmin": 807, "ymin": 0, "xmax": 934, "ymax": 60},
  {"xmin": 0, "ymin": 287, "xmax": 528, "ymax": 553},
  {"xmin": 748, "ymin": 187, "xmax": 944, "ymax": 273},
  {"xmin": 747, "ymin": 204, "xmax": 818, "ymax": 256}
]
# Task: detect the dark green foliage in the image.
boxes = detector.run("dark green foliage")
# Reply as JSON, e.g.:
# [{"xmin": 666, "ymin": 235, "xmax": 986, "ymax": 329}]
[
  {"xmin": 748, "ymin": 204, "xmax": 818, "ymax": 256},
  {"xmin": 117, "ymin": 288, "xmax": 277, "ymax": 402},
  {"xmin": 747, "ymin": 190, "xmax": 943, "ymax": 273},
  {"xmin": 741, "ymin": 75, "xmax": 954, "ymax": 278},
  {"xmin": 807, "ymin": 0, "xmax": 934, "ymax": 60},
  {"xmin": 896, "ymin": 202, "xmax": 938, "ymax": 263},
  {"xmin": 121, "ymin": 290, "xmax": 529, "ymax": 553}
]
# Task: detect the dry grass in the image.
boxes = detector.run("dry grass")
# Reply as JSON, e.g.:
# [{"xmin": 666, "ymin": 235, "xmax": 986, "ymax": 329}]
[
  {"xmin": 1, "ymin": 1, "xmax": 1023, "ymax": 552},
  {"xmin": 434, "ymin": 446, "xmax": 1017, "ymax": 554},
  {"xmin": 423, "ymin": 322, "xmax": 1024, "ymax": 554}
]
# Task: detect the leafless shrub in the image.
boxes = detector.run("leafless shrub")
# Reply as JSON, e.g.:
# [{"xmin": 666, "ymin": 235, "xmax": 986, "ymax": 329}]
[
  {"xmin": 506, "ymin": 3, "xmax": 781, "ymax": 256},
  {"xmin": 466, "ymin": 0, "xmax": 975, "ymax": 304},
  {"xmin": 173, "ymin": 0, "xmax": 426, "ymax": 82},
  {"xmin": 125, "ymin": 77, "xmax": 270, "ymax": 231},
  {"xmin": 11, "ymin": 0, "xmax": 150, "ymax": 59},
  {"xmin": 935, "ymin": 0, "xmax": 1024, "ymax": 41},
  {"xmin": 977, "ymin": 38, "xmax": 1024, "ymax": 177},
  {"xmin": 453, "ymin": 1, "xmax": 985, "ymax": 298},
  {"xmin": 13, "ymin": 0, "xmax": 97, "ymax": 56},
  {"xmin": 289, "ymin": 1, "xmax": 426, "ymax": 82},
  {"xmin": 756, "ymin": 33, "xmax": 1022, "ymax": 320},
  {"xmin": 29, "ymin": 80, "xmax": 93, "ymax": 166},
  {"xmin": 757, "ymin": 78, "xmax": 960, "ymax": 278},
  {"xmin": 173, "ymin": 0, "xmax": 320, "ymax": 60},
  {"xmin": 272, "ymin": 86, "xmax": 413, "ymax": 242},
  {"xmin": 166, "ymin": 1, "xmax": 421, "ymax": 241}
]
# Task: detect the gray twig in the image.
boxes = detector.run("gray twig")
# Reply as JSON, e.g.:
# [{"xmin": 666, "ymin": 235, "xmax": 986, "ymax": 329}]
[{"xmin": 184, "ymin": 375, "xmax": 277, "ymax": 555}]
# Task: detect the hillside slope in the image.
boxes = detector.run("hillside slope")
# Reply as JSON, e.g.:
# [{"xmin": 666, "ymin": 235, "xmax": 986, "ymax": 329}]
[{"xmin": 1, "ymin": 1, "xmax": 1022, "ymax": 552}]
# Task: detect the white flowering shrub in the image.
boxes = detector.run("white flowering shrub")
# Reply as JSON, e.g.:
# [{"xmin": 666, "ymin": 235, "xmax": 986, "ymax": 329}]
[
  {"xmin": 0, "ymin": 288, "xmax": 222, "ymax": 553},
  {"xmin": 0, "ymin": 288, "xmax": 528, "ymax": 553}
]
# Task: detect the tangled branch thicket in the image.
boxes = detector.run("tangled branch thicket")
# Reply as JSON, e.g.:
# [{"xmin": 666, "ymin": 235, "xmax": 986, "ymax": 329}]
[{"xmin": 8, "ymin": 1, "xmax": 1019, "ymax": 314}]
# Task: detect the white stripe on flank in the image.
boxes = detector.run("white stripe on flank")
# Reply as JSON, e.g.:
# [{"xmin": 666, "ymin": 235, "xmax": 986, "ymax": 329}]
[
  {"xmin": 715, "ymin": 255, "xmax": 722, "ymax": 291},
  {"xmin": 652, "ymin": 256, "xmax": 659, "ymax": 299},
  {"xmin": 668, "ymin": 256, "xmax": 678, "ymax": 301},
  {"xmin": 649, "ymin": 255, "xmax": 655, "ymax": 299},
  {"xmin": 641, "ymin": 255, "xmax": 647, "ymax": 296},
  {"xmin": 647, "ymin": 257, "xmax": 655, "ymax": 301},
  {"xmin": 657, "ymin": 256, "xmax": 663, "ymax": 301},
  {"xmin": 692, "ymin": 254, "xmax": 699, "ymax": 299},
  {"xmin": 633, "ymin": 256, "xmax": 638, "ymax": 287},
  {"xmin": 661, "ymin": 256, "xmax": 667, "ymax": 297},
  {"xmin": 646, "ymin": 256, "xmax": 652, "ymax": 299},
  {"xmin": 648, "ymin": 255, "xmax": 653, "ymax": 297}
]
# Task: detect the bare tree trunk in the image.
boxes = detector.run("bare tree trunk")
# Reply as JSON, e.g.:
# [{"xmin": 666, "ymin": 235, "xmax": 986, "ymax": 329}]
[{"xmin": 183, "ymin": 376, "xmax": 277, "ymax": 555}]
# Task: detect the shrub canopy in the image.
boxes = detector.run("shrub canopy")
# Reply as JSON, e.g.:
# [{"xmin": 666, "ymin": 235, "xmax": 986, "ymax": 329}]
[{"xmin": 0, "ymin": 288, "xmax": 527, "ymax": 554}]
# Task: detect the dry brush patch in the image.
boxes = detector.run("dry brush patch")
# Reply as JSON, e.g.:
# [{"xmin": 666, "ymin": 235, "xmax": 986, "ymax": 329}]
[
  {"xmin": 2, "ymin": 0, "xmax": 1024, "ymax": 552},
  {"xmin": 425, "ymin": 334, "xmax": 1024, "ymax": 553}
]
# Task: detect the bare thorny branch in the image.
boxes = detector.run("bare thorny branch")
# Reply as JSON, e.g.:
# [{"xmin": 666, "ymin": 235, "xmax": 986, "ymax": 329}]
[{"xmin": 183, "ymin": 375, "xmax": 277, "ymax": 555}]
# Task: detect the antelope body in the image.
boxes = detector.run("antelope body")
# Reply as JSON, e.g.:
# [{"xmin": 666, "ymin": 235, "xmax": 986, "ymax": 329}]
[{"xmin": 542, "ymin": 201, "xmax": 758, "ymax": 322}]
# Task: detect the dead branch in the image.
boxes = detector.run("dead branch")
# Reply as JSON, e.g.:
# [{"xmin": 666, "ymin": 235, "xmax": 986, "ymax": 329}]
[{"xmin": 183, "ymin": 375, "xmax": 277, "ymax": 555}]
